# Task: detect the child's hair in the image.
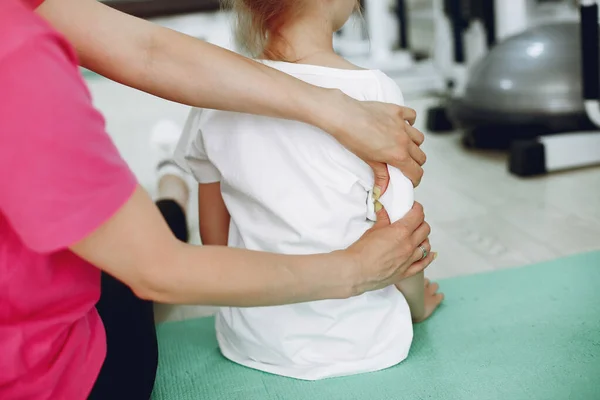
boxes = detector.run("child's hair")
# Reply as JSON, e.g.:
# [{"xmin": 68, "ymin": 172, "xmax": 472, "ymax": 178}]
[
  {"xmin": 223, "ymin": 0, "xmax": 303, "ymax": 59},
  {"xmin": 223, "ymin": 0, "xmax": 360, "ymax": 60}
]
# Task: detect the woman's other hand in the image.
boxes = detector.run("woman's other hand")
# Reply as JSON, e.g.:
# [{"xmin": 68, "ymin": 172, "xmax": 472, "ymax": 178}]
[
  {"xmin": 320, "ymin": 93, "xmax": 427, "ymax": 190},
  {"xmin": 343, "ymin": 201, "xmax": 434, "ymax": 297}
]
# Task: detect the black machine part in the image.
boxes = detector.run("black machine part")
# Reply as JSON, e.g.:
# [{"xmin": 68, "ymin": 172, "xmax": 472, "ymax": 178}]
[
  {"xmin": 510, "ymin": 0, "xmax": 600, "ymax": 176},
  {"xmin": 581, "ymin": 0, "xmax": 600, "ymax": 103},
  {"xmin": 443, "ymin": 0, "xmax": 497, "ymax": 65},
  {"xmin": 447, "ymin": 20, "xmax": 598, "ymax": 150},
  {"xmin": 395, "ymin": 0, "xmax": 410, "ymax": 50},
  {"xmin": 425, "ymin": 0, "xmax": 497, "ymax": 133}
]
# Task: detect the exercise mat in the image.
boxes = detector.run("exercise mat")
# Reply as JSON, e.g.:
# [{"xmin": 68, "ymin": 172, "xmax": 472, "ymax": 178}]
[{"xmin": 152, "ymin": 251, "xmax": 600, "ymax": 400}]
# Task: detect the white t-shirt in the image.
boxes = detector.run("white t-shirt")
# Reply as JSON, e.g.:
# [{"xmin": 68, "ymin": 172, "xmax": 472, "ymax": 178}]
[{"xmin": 174, "ymin": 60, "xmax": 415, "ymax": 380}]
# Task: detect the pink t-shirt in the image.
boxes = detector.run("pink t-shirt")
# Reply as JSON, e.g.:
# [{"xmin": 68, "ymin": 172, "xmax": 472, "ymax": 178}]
[{"xmin": 0, "ymin": 1, "xmax": 137, "ymax": 398}]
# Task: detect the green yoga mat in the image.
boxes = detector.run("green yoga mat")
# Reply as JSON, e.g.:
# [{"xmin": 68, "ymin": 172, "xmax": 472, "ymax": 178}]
[{"xmin": 152, "ymin": 251, "xmax": 600, "ymax": 400}]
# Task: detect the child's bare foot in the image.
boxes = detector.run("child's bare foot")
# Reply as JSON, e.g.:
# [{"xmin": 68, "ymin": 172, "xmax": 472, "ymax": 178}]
[{"xmin": 413, "ymin": 278, "xmax": 444, "ymax": 323}]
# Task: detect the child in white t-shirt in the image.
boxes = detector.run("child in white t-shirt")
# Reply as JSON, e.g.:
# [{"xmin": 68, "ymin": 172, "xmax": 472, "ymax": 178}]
[{"xmin": 175, "ymin": 0, "xmax": 443, "ymax": 381}]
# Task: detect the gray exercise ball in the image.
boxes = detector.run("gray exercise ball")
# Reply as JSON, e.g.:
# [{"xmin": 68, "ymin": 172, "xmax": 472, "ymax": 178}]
[{"xmin": 448, "ymin": 22, "xmax": 595, "ymax": 147}]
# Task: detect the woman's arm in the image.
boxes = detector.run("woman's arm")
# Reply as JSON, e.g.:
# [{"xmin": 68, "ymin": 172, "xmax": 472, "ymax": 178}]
[
  {"xmin": 38, "ymin": 0, "xmax": 323, "ymax": 118},
  {"xmin": 198, "ymin": 183, "xmax": 230, "ymax": 246},
  {"xmin": 37, "ymin": 0, "xmax": 426, "ymax": 187},
  {"xmin": 70, "ymin": 186, "xmax": 433, "ymax": 307}
]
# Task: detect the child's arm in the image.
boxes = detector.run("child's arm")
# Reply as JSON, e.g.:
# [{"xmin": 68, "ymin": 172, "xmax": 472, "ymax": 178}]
[
  {"xmin": 198, "ymin": 183, "xmax": 230, "ymax": 246},
  {"xmin": 396, "ymin": 271, "xmax": 444, "ymax": 323},
  {"xmin": 379, "ymin": 77, "xmax": 440, "ymax": 322},
  {"xmin": 395, "ymin": 272, "xmax": 425, "ymax": 322}
]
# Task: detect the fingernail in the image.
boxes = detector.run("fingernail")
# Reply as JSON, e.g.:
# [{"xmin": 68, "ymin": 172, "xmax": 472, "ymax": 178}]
[
  {"xmin": 373, "ymin": 186, "xmax": 382, "ymax": 202},
  {"xmin": 374, "ymin": 200, "xmax": 383, "ymax": 213},
  {"xmin": 433, "ymin": 252, "xmax": 438, "ymax": 260}
]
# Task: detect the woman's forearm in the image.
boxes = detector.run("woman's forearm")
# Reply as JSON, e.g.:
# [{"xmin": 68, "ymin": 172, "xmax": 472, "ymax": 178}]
[
  {"xmin": 151, "ymin": 243, "xmax": 352, "ymax": 307},
  {"xmin": 72, "ymin": 187, "xmax": 432, "ymax": 308},
  {"xmin": 144, "ymin": 27, "xmax": 333, "ymax": 127},
  {"xmin": 38, "ymin": 0, "xmax": 333, "ymax": 129},
  {"xmin": 71, "ymin": 186, "xmax": 355, "ymax": 307}
]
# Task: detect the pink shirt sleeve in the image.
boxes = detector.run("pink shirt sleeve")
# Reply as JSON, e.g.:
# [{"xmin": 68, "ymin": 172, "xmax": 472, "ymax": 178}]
[{"xmin": 0, "ymin": 33, "xmax": 137, "ymax": 253}]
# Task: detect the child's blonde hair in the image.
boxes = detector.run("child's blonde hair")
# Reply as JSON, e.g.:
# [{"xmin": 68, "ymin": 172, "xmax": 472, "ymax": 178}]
[{"xmin": 224, "ymin": 0, "xmax": 360, "ymax": 60}]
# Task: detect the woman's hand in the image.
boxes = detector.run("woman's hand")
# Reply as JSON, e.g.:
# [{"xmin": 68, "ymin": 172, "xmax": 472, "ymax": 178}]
[
  {"xmin": 317, "ymin": 92, "xmax": 427, "ymax": 190},
  {"xmin": 342, "ymin": 202, "xmax": 434, "ymax": 297},
  {"xmin": 70, "ymin": 186, "xmax": 428, "ymax": 307}
]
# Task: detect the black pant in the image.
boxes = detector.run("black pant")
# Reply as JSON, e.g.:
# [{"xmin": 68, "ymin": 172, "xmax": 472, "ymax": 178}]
[{"xmin": 88, "ymin": 200, "xmax": 189, "ymax": 400}]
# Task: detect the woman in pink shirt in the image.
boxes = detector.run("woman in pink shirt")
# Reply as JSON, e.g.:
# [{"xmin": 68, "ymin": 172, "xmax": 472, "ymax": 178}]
[{"xmin": 0, "ymin": 0, "xmax": 434, "ymax": 399}]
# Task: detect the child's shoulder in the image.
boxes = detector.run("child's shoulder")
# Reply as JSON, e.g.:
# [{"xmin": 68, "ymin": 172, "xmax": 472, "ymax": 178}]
[
  {"xmin": 258, "ymin": 60, "xmax": 405, "ymax": 106},
  {"xmin": 370, "ymin": 71, "xmax": 405, "ymax": 107}
]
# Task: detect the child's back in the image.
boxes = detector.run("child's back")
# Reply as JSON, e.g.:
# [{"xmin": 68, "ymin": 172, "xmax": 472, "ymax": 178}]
[
  {"xmin": 175, "ymin": 0, "xmax": 443, "ymax": 381},
  {"xmin": 178, "ymin": 61, "xmax": 415, "ymax": 379}
]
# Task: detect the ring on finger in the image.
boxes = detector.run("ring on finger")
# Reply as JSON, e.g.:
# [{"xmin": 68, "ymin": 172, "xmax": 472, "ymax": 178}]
[{"xmin": 418, "ymin": 244, "xmax": 428, "ymax": 260}]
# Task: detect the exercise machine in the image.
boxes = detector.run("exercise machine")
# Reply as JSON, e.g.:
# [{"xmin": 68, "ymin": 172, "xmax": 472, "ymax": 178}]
[
  {"xmin": 448, "ymin": 21, "xmax": 588, "ymax": 148},
  {"xmin": 336, "ymin": 0, "xmax": 413, "ymax": 71},
  {"xmin": 430, "ymin": 0, "xmax": 598, "ymax": 176},
  {"xmin": 426, "ymin": 0, "xmax": 579, "ymax": 133},
  {"xmin": 509, "ymin": 0, "xmax": 600, "ymax": 176},
  {"xmin": 335, "ymin": 0, "xmax": 446, "ymax": 96},
  {"xmin": 426, "ymin": 0, "xmax": 531, "ymax": 132},
  {"xmin": 103, "ymin": 0, "xmax": 221, "ymax": 19}
]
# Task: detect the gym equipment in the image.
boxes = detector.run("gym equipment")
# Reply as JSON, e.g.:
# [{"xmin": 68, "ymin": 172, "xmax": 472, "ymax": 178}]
[
  {"xmin": 102, "ymin": 0, "xmax": 221, "ymax": 19},
  {"xmin": 151, "ymin": 251, "xmax": 600, "ymax": 400},
  {"xmin": 336, "ymin": 0, "xmax": 413, "ymax": 71},
  {"xmin": 509, "ymin": 0, "xmax": 600, "ymax": 176},
  {"xmin": 336, "ymin": 0, "xmax": 446, "ymax": 95},
  {"xmin": 426, "ymin": 0, "xmax": 531, "ymax": 132},
  {"xmin": 444, "ymin": 0, "xmax": 600, "ymax": 176},
  {"xmin": 426, "ymin": 0, "xmax": 578, "ymax": 133},
  {"xmin": 449, "ymin": 22, "xmax": 591, "ymax": 149}
]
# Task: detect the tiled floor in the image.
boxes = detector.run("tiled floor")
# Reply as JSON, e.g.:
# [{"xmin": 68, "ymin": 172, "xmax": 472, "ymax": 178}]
[{"xmin": 85, "ymin": 7, "xmax": 600, "ymax": 323}]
